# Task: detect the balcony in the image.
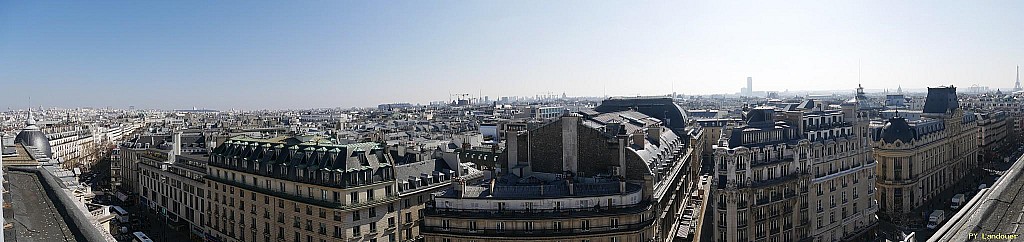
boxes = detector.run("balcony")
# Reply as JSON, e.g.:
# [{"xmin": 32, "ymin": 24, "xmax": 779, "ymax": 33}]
[
  {"xmin": 785, "ymin": 189, "xmax": 797, "ymax": 197},
  {"xmin": 745, "ymin": 174, "xmax": 801, "ymax": 189},
  {"xmin": 425, "ymin": 202, "xmax": 652, "ymax": 219},
  {"xmin": 421, "ymin": 216, "xmax": 657, "ymax": 237}
]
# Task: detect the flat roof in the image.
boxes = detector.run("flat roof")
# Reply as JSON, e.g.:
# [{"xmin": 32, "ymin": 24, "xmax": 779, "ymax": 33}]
[{"xmin": 4, "ymin": 170, "xmax": 78, "ymax": 242}]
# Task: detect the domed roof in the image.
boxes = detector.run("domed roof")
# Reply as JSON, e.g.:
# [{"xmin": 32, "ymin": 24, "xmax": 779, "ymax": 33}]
[
  {"xmin": 14, "ymin": 111, "xmax": 52, "ymax": 158},
  {"xmin": 879, "ymin": 116, "xmax": 915, "ymax": 144}
]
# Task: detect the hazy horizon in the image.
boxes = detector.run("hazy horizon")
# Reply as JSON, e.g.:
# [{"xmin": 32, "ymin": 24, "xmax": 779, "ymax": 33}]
[{"xmin": 3, "ymin": 1, "xmax": 1022, "ymax": 110}]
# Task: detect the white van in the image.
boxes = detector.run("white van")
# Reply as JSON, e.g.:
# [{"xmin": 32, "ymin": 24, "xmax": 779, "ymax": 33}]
[
  {"xmin": 927, "ymin": 210, "xmax": 945, "ymax": 229},
  {"xmin": 951, "ymin": 194, "xmax": 965, "ymax": 210}
]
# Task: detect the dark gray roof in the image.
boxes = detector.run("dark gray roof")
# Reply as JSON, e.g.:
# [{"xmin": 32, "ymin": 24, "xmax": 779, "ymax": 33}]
[
  {"xmin": 14, "ymin": 128, "xmax": 52, "ymax": 159},
  {"xmin": 922, "ymin": 86, "xmax": 959, "ymax": 114},
  {"xmin": 594, "ymin": 97, "xmax": 688, "ymax": 130},
  {"xmin": 395, "ymin": 159, "xmax": 452, "ymax": 180},
  {"xmin": 878, "ymin": 117, "xmax": 915, "ymax": 143},
  {"xmin": 744, "ymin": 107, "xmax": 775, "ymax": 125},
  {"xmin": 796, "ymin": 99, "xmax": 816, "ymax": 110}
]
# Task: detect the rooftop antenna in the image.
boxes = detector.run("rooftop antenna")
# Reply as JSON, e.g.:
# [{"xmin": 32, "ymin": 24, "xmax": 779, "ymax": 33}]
[{"xmin": 858, "ymin": 60, "xmax": 862, "ymax": 86}]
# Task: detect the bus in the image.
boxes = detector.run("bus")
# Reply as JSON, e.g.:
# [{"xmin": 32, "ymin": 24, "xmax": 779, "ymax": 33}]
[{"xmin": 131, "ymin": 232, "xmax": 153, "ymax": 242}]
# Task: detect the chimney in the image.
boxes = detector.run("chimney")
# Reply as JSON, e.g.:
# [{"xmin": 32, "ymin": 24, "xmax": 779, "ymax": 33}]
[
  {"xmin": 646, "ymin": 125, "xmax": 661, "ymax": 145},
  {"xmin": 173, "ymin": 131, "xmax": 182, "ymax": 156},
  {"xmin": 169, "ymin": 131, "xmax": 182, "ymax": 163},
  {"xmin": 619, "ymin": 177, "xmax": 626, "ymax": 194},
  {"xmin": 452, "ymin": 177, "xmax": 466, "ymax": 198},
  {"xmin": 632, "ymin": 131, "xmax": 646, "ymax": 148},
  {"xmin": 488, "ymin": 178, "xmax": 496, "ymax": 195},
  {"xmin": 567, "ymin": 178, "xmax": 575, "ymax": 196},
  {"xmin": 618, "ymin": 131, "xmax": 628, "ymax": 178}
]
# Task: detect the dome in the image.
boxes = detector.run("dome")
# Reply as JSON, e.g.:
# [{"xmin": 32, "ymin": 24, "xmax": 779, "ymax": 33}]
[
  {"xmin": 14, "ymin": 111, "xmax": 52, "ymax": 158},
  {"xmin": 879, "ymin": 116, "xmax": 915, "ymax": 144}
]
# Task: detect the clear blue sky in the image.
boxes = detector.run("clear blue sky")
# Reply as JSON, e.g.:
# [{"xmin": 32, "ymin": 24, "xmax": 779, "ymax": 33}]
[{"xmin": 2, "ymin": 1, "xmax": 1022, "ymax": 109}]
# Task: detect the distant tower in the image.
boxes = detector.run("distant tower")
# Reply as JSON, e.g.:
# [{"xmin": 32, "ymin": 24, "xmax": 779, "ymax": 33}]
[
  {"xmin": 746, "ymin": 77, "xmax": 753, "ymax": 96},
  {"xmin": 897, "ymin": 85, "xmax": 902, "ymax": 94},
  {"xmin": 1015, "ymin": 65, "xmax": 1021, "ymax": 92}
]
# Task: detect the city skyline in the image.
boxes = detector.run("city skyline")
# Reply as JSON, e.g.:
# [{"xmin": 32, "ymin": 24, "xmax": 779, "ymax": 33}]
[{"xmin": 3, "ymin": 1, "xmax": 1023, "ymax": 109}]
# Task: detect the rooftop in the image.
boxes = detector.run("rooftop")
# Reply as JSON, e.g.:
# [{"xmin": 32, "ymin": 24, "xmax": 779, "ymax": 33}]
[
  {"xmin": 930, "ymin": 154, "xmax": 1024, "ymax": 241},
  {"xmin": 3, "ymin": 170, "xmax": 79, "ymax": 242}
]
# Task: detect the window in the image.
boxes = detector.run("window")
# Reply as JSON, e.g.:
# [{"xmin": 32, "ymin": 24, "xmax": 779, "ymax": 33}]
[
  {"xmin": 353, "ymin": 211, "xmax": 361, "ymax": 221},
  {"xmin": 352, "ymin": 225, "xmax": 361, "ymax": 237},
  {"xmin": 496, "ymin": 222, "xmax": 505, "ymax": 230},
  {"xmin": 553, "ymin": 221, "xmax": 562, "ymax": 230},
  {"xmin": 370, "ymin": 222, "xmax": 377, "ymax": 233},
  {"xmin": 611, "ymin": 218, "xmax": 619, "ymax": 228},
  {"xmin": 581, "ymin": 220, "xmax": 590, "ymax": 231},
  {"xmin": 369, "ymin": 207, "xmax": 377, "ymax": 217},
  {"xmin": 469, "ymin": 221, "xmax": 478, "ymax": 231},
  {"xmin": 388, "ymin": 217, "xmax": 396, "ymax": 228},
  {"xmin": 367, "ymin": 189, "xmax": 375, "ymax": 200}
]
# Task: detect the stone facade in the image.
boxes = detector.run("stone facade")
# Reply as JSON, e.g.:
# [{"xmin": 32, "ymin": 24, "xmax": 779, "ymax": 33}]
[{"xmin": 873, "ymin": 86, "xmax": 980, "ymax": 220}]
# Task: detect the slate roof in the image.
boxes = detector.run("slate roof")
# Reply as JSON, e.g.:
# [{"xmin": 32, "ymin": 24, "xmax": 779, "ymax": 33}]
[
  {"xmin": 594, "ymin": 97, "xmax": 688, "ymax": 130},
  {"xmin": 878, "ymin": 117, "xmax": 915, "ymax": 143},
  {"xmin": 922, "ymin": 86, "xmax": 959, "ymax": 114},
  {"xmin": 210, "ymin": 136, "xmax": 394, "ymax": 187}
]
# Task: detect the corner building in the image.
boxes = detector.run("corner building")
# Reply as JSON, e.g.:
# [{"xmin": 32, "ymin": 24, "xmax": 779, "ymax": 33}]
[
  {"xmin": 205, "ymin": 136, "xmax": 400, "ymax": 242},
  {"xmin": 872, "ymin": 86, "xmax": 979, "ymax": 219},
  {"xmin": 713, "ymin": 90, "xmax": 877, "ymax": 242}
]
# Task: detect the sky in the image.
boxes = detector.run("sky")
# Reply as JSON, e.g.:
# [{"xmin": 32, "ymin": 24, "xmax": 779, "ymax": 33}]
[{"xmin": 1, "ymin": 1, "xmax": 1022, "ymax": 110}]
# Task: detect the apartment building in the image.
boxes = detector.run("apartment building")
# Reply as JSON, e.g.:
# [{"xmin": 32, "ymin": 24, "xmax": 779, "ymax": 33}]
[
  {"xmin": 712, "ymin": 87, "xmax": 877, "ymax": 242},
  {"xmin": 872, "ymin": 86, "xmax": 980, "ymax": 219},
  {"xmin": 423, "ymin": 98, "xmax": 705, "ymax": 242},
  {"xmin": 135, "ymin": 131, "xmax": 211, "ymax": 240},
  {"xmin": 204, "ymin": 136, "xmax": 401, "ymax": 242}
]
